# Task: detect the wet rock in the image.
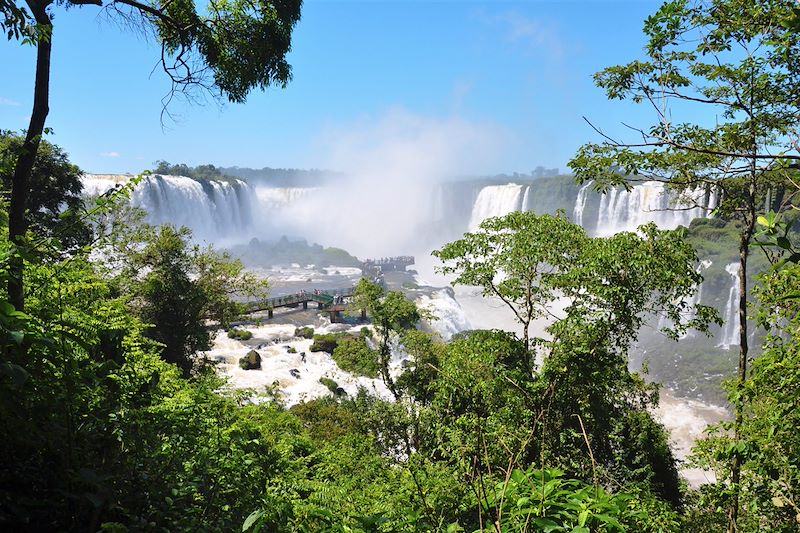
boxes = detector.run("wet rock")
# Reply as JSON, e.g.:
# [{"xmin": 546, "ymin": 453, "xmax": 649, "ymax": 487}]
[
  {"xmin": 289, "ymin": 368, "xmax": 301, "ymax": 379},
  {"xmin": 238, "ymin": 350, "xmax": 262, "ymax": 370}
]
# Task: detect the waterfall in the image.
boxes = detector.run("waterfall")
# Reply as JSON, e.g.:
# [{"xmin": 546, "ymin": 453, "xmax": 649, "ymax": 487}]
[
  {"xmin": 573, "ymin": 180, "xmax": 593, "ymax": 227},
  {"xmin": 657, "ymin": 259, "xmax": 711, "ymax": 338},
  {"xmin": 521, "ymin": 185, "xmax": 531, "ymax": 212},
  {"xmin": 132, "ymin": 175, "xmax": 255, "ymax": 242},
  {"xmin": 81, "ymin": 174, "xmax": 258, "ymax": 243},
  {"xmin": 718, "ymin": 262, "xmax": 741, "ymax": 349},
  {"xmin": 468, "ymin": 184, "xmax": 525, "ymax": 231},
  {"xmin": 81, "ymin": 174, "xmax": 130, "ymax": 196},
  {"xmin": 594, "ymin": 181, "xmax": 713, "ymax": 236},
  {"xmin": 417, "ymin": 289, "xmax": 472, "ymax": 340}
]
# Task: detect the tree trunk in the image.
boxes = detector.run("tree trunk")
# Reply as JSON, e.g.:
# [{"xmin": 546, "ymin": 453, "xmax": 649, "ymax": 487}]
[
  {"xmin": 727, "ymin": 181, "xmax": 756, "ymax": 533},
  {"xmin": 8, "ymin": 1, "xmax": 52, "ymax": 311}
]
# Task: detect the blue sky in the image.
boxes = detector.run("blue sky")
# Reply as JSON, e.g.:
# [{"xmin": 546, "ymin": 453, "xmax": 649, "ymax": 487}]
[{"xmin": 1, "ymin": 0, "xmax": 662, "ymax": 175}]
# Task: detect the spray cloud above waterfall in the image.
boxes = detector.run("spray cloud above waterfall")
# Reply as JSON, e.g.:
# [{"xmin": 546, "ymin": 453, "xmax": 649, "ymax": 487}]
[{"xmin": 261, "ymin": 108, "xmax": 508, "ymax": 257}]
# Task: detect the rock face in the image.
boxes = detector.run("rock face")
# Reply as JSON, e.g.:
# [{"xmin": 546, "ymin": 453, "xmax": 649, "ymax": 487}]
[{"xmin": 239, "ymin": 350, "xmax": 262, "ymax": 370}]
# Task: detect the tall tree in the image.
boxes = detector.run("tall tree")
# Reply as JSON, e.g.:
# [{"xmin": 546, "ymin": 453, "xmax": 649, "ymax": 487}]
[
  {"xmin": 0, "ymin": 131, "xmax": 90, "ymax": 249},
  {"xmin": 3, "ymin": 0, "xmax": 302, "ymax": 310},
  {"xmin": 430, "ymin": 212, "xmax": 714, "ymax": 516},
  {"xmin": 122, "ymin": 225, "xmax": 268, "ymax": 376},
  {"xmin": 351, "ymin": 278, "xmax": 420, "ymax": 400},
  {"xmin": 568, "ymin": 2, "xmax": 800, "ymax": 529}
]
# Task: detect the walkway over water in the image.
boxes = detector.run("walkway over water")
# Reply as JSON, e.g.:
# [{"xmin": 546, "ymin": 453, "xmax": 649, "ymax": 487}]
[
  {"xmin": 361, "ymin": 256, "xmax": 415, "ymax": 272},
  {"xmin": 244, "ymin": 287, "xmax": 356, "ymax": 318},
  {"xmin": 241, "ymin": 255, "xmax": 414, "ymax": 322}
]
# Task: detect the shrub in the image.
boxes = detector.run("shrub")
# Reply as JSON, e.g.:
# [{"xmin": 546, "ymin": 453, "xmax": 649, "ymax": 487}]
[
  {"xmin": 228, "ymin": 328, "xmax": 253, "ymax": 341},
  {"xmin": 310, "ymin": 333, "xmax": 352, "ymax": 353},
  {"xmin": 332, "ymin": 338, "xmax": 379, "ymax": 378},
  {"xmin": 294, "ymin": 326, "xmax": 315, "ymax": 339},
  {"xmin": 238, "ymin": 350, "xmax": 261, "ymax": 370},
  {"xmin": 318, "ymin": 377, "xmax": 347, "ymax": 399}
]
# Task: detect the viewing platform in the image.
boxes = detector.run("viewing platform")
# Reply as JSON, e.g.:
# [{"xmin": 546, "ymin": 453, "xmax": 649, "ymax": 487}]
[
  {"xmin": 243, "ymin": 287, "xmax": 359, "ymax": 322},
  {"xmin": 242, "ymin": 255, "xmax": 414, "ymax": 323},
  {"xmin": 361, "ymin": 256, "xmax": 415, "ymax": 273}
]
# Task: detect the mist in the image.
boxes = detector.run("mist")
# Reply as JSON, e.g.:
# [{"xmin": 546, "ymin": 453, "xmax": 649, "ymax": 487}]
[{"xmin": 254, "ymin": 107, "xmax": 506, "ymax": 258}]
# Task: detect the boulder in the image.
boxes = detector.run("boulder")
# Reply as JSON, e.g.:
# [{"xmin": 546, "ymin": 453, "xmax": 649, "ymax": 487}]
[{"xmin": 238, "ymin": 350, "xmax": 262, "ymax": 370}]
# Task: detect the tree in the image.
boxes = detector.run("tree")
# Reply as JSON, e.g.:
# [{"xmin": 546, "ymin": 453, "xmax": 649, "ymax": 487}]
[
  {"xmin": 3, "ymin": 0, "xmax": 302, "ymax": 310},
  {"xmin": 0, "ymin": 131, "xmax": 90, "ymax": 249},
  {"xmin": 567, "ymin": 2, "xmax": 800, "ymax": 529},
  {"xmin": 431, "ymin": 212, "xmax": 715, "ymax": 512},
  {"xmin": 434, "ymin": 211, "xmax": 586, "ymax": 366},
  {"xmin": 123, "ymin": 225, "xmax": 268, "ymax": 375},
  {"xmin": 351, "ymin": 278, "xmax": 420, "ymax": 400},
  {"xmin": 433, "ymin": 211, "xmax": 714, "ymax": 366}
]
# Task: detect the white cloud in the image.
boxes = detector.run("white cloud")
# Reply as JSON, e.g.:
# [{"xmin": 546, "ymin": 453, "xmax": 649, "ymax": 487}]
[
  {"xmin": 0, "ymin": 97, "xmax": 20, "ymax": 106},
  {"xmin": 100, "ymin": 151, "xmax": 121, "ymax": 157}
]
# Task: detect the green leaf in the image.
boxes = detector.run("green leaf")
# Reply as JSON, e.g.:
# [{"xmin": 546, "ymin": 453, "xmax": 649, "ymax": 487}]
[
  {"xmin": 9, "ymin": 330, "xmax": 24, "ymax": 345},
  {"xmin": 0, "ymin": 362, "xmax": 28, "ymax": 387},
  {"xmin": 578, "ymin": 509, "xmax": 589, "ymax": 527},
  {"xmin": 242, "ymin": 509, "xmax": 265, "ymax": 532}
]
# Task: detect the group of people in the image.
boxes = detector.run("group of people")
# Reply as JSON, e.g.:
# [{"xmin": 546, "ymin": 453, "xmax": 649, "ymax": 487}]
[{"xmin": 292, "ymin": 288, "xmax": 346, "ymax": 304}]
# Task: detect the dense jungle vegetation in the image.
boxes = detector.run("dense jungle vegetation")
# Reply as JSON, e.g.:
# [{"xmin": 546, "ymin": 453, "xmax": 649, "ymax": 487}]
[{"xmin": 3, "ymin": 0, "xmax": 800, "ymax": 531}]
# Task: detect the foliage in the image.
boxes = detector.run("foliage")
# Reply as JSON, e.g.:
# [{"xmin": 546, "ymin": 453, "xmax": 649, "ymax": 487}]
[
  {"xmin": 230, "ymin": 236, "xmax": 362, "ymax": 268},
  {"xmin": 352, "ymin": 278, "xmax": 421, "ymax": 399},
  {"xmin": 435, "ymin": 212, "xmax": 716, "ymax": 352},
  {"xmin": 331, "ymin": 337, "xmax": 380, "ymax": 379},
  {"xmin": 152, "ymin": 160, "xmax": 234, "ymax": 181},
  {"xmin": 564, "ymin": 3, "xmax": 800, "ymax": 526},
  {"xmin": 227, "ymin": 327, "xmax": 253, "ymax": 340},
  {"xmin": 119, "ymin": 225, "xmax": 268, "ymax": 375},
  {"xmin": 431, "ymin": 213, "xmax": 717, "ymax": 509},
  {"xmin": 479, "ymin": 467, "xmax": 648, "ymax": 533},
  {"xmin": 0, "ymin": 131, "xmax": 91, "ymax": 249},
  {"xmin": 295, "ymin": 326, "xmax": 315, "ymax": 339},
  {"xmin": 0, "ymin": 0, "xmax": 31, "ymax": 40},
  {"xmin": 310, "ymin": 332, "xmax": 352, "ymax": 354},
  {"xmin": 318, "ymin": 377, "xmax": 346, "ymax": 397},
  {"xmin": 690, "ymin": 262, "xmax": 800, "ymax": 531}
]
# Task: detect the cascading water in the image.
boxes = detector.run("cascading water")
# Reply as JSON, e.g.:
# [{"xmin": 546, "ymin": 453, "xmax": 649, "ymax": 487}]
[
  {"xmin": 718, "ymin": 262, "xmax": 741, "ymax": 349},
  {"xmin": 521, "ymin": 185, "xmax": 531, "ymax": 213},
  {"xmin": 590, "ymin": 181, "xmax": 712, "ymax": 236},
  {"xmin": 657, "ymin": 259, "xmax": 711, "ymax": 338},
  {"xmin": 573, "ymin": 180, "xmax": 593, "ymax": 227},
  {"xmin": 131, "ymin": 175, "xmax": 255, "ymax": 242},
  {"xmin": 81, "ymin": 174, "xmax": 130, "ymax": 196},
  {"xmin": 82, "ymin": 174, "xmax": 255, "ymax": 242},
  {"xmin": 416, "ymin": 289, "xmax": 472, "ymax": 340},
  {"xmin": 467, "ymin": 183, "xmax": 525, "ymax": 231},
  {"xmin": 81, "ymin": 174, "xmax": 321, "ymax": 243}
]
